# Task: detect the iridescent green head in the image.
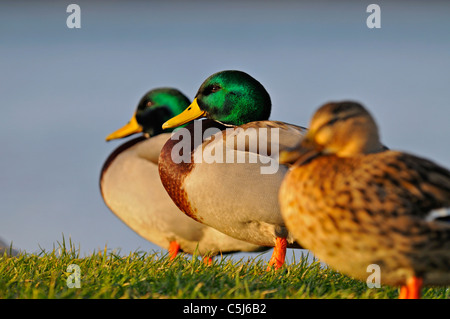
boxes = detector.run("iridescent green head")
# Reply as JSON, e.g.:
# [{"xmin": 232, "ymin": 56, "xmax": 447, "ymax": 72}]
[
  {"xmin": 106, "ymin": 88, "xmax": 190, "ymax": 141},
  {"xmin": 162, "ymin": 70, "xmax": 271, "ymax": 129}
]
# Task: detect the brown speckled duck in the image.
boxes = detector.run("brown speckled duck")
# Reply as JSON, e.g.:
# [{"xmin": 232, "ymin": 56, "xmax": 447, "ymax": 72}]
[
  {"xmin": 279, "ymin": 101, "xmax": 450, "ymax": 298},
  {"xmin": 100, "ymin": 88, "xmax": 268, "ymax": 261}
]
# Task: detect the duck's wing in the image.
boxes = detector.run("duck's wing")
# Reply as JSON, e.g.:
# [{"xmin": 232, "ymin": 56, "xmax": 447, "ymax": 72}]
[
  {"xmin": 362, "ymin": 151, "xmax": 450, "ymax": 222},
  {"xmin": 181, "ymin": 120, "xmax": 306, "ymax": 246},
  {"xmin": 399, "ymin": 153, "xmax": 450, "ymax": 222},
  {"xmin": 235, "ymin": 120, "xmax": 308, "ymax": 155}
]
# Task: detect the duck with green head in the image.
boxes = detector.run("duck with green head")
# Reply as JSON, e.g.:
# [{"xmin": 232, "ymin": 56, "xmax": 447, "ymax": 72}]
[
  {"xmin": 159, "ymin": 71, "xmax": 307, "ymax": 270},
  {"xmin": 100, "ymin": 88, "xmax": 268, "ymax": 261}
]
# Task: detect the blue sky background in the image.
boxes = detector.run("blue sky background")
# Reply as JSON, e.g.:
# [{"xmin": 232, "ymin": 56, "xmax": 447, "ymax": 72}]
[{"xmin": 1, "ymin": 1, "xmax": 449, "ymax": 264}]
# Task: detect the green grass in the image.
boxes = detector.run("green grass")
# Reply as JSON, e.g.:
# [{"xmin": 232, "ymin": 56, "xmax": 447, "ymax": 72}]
[{"xmin": 1, "ymin": 240, "xmax": 448, "ymax": 299}]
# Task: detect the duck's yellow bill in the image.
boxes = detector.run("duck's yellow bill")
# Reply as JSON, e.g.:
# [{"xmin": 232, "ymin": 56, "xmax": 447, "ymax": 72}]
[
  {"xmin": 105, "ymin": 113, "xmax": 143, "ymax": 141},
  {"xmin": 278, "ymin": 149, "xmax": 302, "ymax": 165},
  {"xmin": 278, "ymin": 134, "xmax": 321, "ymax": 165},
  {"xmin": 162, "ymin": 98, "xmax": 206, "ymax": 129}
]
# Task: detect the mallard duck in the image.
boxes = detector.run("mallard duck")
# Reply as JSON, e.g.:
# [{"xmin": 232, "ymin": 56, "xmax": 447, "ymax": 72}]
[
  {"xmin": 279, "ymin": 101, "xmax": 450, "ymax": 298},
  {"xmin": 159, "ymin": 71, "xmax": 306, "ymax": 270},
  {"xmin": 100, "ymin": 88, "xmax": 267, "ymax": 261}
]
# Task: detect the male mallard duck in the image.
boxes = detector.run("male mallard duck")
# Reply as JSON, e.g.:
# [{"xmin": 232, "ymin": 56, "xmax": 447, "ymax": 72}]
[
  {"xmin": 159, "ymin": 71, "xmax": 306, "ymax": 270},
  {"xmin": 100, "ymin": 88, "xmax": 267, "ymax": 261},
  {"xmin": 279, "ymin": 101, "xmax": 450, "ymax": 298}
]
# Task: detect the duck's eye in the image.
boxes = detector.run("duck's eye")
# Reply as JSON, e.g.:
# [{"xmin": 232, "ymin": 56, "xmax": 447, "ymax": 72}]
[
  {"xmin": 146, "ymin": 101, "xmax": 153, "ymax": 108},
  {"xmin": 204, "ymin": 85, "xmax": 221, "ymax": 95},
  {"xmin": 315, "ymin": 117, "xmax": 339, "ymax": 134},
  {"xmin": 326, "ymin": 117, "xmax": 339, "ymax": 126}
]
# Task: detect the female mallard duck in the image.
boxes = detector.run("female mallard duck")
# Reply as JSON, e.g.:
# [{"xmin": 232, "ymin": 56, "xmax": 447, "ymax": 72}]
[
  {"xmin": 100, "ymin": 88, "xmax": 267, "ymax": 261},
  {"xmin": 158, "ymin": 71, "xmax": 306, "ymax": 270},
  {"xmin": 279, "ymin": 101, "xmax": 450, "ymax": 298}
]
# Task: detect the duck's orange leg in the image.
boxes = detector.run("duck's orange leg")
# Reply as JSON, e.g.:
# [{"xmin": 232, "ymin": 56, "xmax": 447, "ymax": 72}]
[
  {"xmin": 399, "ymin": 276, "xmax": 423, "ymax": 299},
  {"xmin": 203, "ymin": 256, "xmax": 213, "ymax": 265},
  {"xmin": 266, "ymin": 237, "xmax": 287, "ymax": 271},
  {"xmin": 399, "ymin": 286, "xmax": 408, "ymax": 299},
  {"xmin": 168, "ymin": 241, "xmax": 180, "ymax": 261}
]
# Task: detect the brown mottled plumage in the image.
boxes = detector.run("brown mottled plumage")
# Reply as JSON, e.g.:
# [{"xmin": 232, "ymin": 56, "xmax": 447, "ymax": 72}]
[{"xmin": 279, "ymin": 101, "xmax": 450, "ymax": 298}]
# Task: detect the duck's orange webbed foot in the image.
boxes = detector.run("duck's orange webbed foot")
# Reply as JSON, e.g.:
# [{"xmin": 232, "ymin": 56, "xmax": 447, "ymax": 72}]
[
  {"xmin": 266, "ymin": 237, "xmax": 287, "ymax": 271},
  {"xmin": 168, "ymin": 241, "xmax": 180, "ymax": 261},
  {"xmin": 399, "ymin": 276, "xmax": 423, "ymax": 299},
  {"xmin": 203, "ymin": 256, "xmax": 213, "ymax": 266}
]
